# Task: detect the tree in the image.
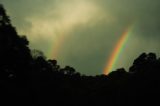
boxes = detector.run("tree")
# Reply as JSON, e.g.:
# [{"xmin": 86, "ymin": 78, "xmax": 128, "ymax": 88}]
[
  {"xmin": 0, "ymin": 4, "xmax": 10, "ymax": 26},
  {"xmin": 0, "ymin": 4, "xmax": 32, "ymax": 79},
  {"xmin": 31, "ymin": 49, "xmax": 46, "ymax": 60}
]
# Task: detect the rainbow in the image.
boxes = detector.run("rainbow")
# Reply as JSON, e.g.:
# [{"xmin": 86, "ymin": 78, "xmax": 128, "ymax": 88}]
[
  {"xmin": 51, "ymin": 33, "xmax": 67, "ymax": 59},
  {"xmin": 103, "ymin": 24, "xmax": 135, "ymax": 75},
  {"xmin": 48, "ymin": 31, "xmax": 70, "ymax": 59}
]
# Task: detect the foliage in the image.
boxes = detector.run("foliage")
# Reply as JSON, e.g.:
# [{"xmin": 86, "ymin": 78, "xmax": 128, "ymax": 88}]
[{"xmin": 0, "ymin": 4, "xmax": 160, "ymax": 105}]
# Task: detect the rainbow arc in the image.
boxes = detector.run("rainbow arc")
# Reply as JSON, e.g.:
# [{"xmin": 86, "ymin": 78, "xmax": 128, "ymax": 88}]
[{"xmin": 103, "ymin": 24, "xmax": 135, "ymax": 75}]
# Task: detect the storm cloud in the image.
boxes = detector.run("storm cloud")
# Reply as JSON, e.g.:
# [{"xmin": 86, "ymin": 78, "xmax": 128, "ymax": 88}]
[{"xmin": 1, "ymin": 0, "xmax": 160, "ymax": 75}]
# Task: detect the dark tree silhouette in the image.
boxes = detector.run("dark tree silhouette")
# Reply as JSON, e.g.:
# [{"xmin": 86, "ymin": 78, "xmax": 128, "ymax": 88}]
[
  {"xmin": 31, "ymin": 49, "xmax": 46, "ymax": 60},
  {"xmin": 0, "ymin": 4, "xmax": 160, "ymax": 106},
  {"xmin": 0, "ymin": 4, "xmax": 32, "ymax": 81}
]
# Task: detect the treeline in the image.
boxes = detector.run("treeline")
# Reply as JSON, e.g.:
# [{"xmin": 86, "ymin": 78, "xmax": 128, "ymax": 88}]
[{"xmin": 0, "ymin": 4, "xmax": 160, "ymax": 105}]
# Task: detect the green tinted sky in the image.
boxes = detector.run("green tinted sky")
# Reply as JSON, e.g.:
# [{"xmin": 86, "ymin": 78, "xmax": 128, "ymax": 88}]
[{"xmin": 1, "ymin": 0, "xmax": 160, "ymax": 75}]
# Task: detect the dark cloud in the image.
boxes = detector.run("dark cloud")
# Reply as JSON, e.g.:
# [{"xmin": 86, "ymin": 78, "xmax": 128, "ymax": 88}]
[{"xmin": 1, "ymin": 0, "xmax": 160, "ymax": 75}]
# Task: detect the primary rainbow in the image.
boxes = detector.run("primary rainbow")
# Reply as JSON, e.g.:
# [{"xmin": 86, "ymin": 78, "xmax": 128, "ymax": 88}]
[{"xmin": 103, "ymin": 24, "xmax": 135, "ymax": 75}]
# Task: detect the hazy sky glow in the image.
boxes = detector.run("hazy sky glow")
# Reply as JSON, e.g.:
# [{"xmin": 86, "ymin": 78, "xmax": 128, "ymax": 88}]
[{"xmin": 1, "ymin": 0, "xmax": 160, "ymax": 75}]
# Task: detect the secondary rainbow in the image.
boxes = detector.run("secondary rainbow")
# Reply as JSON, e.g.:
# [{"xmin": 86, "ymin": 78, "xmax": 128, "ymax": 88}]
[
  {"xmin": 47, "ymin": 31, "xmax": 70, "ymax": 59},
  {"xmin": 103, "ymin": 24, "xmax": 134, "ymax": 75}
]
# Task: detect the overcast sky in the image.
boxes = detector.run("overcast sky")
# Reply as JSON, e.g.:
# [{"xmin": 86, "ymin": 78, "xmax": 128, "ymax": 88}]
[{"xmin": 1, "ymin": 0, "xmax": 160, "ymax": 75}]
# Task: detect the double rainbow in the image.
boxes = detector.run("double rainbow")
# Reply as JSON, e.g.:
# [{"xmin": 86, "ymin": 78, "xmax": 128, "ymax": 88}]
[{"xmin": 49, "ymin": 22, "xmax": 135, "ymax": 75}]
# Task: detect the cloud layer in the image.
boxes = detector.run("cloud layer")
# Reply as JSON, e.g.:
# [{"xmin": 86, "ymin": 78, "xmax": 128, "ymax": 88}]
[{"xmin": 1, "ymin": 0, "xmax": 160, "ymax": 75}]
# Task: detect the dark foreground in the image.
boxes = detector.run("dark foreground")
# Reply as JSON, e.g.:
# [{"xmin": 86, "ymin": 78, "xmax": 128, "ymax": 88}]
[{"xmin": 0, "ymin": 4, "xmax": 160, "ymax": 106}]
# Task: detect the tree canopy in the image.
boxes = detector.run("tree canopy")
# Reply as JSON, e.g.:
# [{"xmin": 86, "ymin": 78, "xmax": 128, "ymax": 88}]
[{"xmin": 0, "ymin": 4, "xmax": 160, "ymax": 106}]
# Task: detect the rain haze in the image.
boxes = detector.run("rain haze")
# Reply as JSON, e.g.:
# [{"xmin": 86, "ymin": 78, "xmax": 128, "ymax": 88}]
[{"xmin": 1, "ymin": 0, "xmax": 160, "ymax": 75}]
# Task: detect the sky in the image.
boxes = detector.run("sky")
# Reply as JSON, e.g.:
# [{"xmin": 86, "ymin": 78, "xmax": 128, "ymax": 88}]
[{"xmin": 1, "ymin": 0, "xmax": 160, "ymax": 75}]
